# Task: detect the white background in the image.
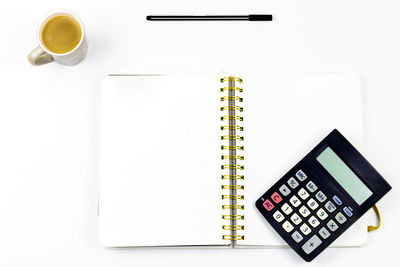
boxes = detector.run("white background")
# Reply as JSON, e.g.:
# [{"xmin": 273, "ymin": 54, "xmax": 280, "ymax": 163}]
[{"xmin": 0, "ymin": 0, "xmax": 399, "ymax": 266}]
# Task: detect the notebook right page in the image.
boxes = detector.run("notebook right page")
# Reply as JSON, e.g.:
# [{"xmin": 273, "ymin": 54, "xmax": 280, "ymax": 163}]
[{"xmin": 239, "ymin": 73, "xmax": 367, "ymax": 246}]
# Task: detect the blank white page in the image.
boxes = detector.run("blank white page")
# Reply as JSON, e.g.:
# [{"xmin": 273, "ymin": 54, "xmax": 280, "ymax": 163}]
[
  {"xmin": 98, "ymin": 74, "xmax": 226, "ymax": 247},
  {"xmin": 237, "ymin": 73, "xmax": 367, "ymax": 246}
]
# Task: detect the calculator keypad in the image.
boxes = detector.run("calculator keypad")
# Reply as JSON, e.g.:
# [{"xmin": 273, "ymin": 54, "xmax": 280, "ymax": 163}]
[
  {"xmin": 324, "ymin": 201, "xmax": 336, "ymax": 213},
  {"xmin": 273, "ymin": 210, "xmax": 285, "ymax": 222},
  {"xmin": 316, "ymin": 208, "xmax": 328, "ymax": 220},
  {"xmin": 315, "ymin": 191, "xmax": 327, "ymax": 202},
  {"xmin": 299, "ymin": 205, "xmax": 311, "ymax": 217},
  {"xmin": 327, "ymin": 219, "xmax": 339, "ymax": 232},
  {"xmin": 281, "ymin": 203, "xmax": 293, "ymax": 215},
  {"xmin": 258, "ymin": 169, "xmax": 356, "ymax": 261},
  {"xmin": 288, "ymin": 177, "xmax": 299, "ymax": 189},
  {"xmin": 262, "ymin": 199, "xmax": 274, "ymax": 211},
  {"xmin": 306, "ymin": 181, "xmax": 318, "ymax": 192},
  {"xmin": 308, "ymin": 216, "xmax": 320, "ymax": 228},
  {"xmin": 289, "ymin": 195, "xmax": 301, "ymax": 207},
  {"xmin": 282, "ymin": 221, "xmax": 294, "ymax": 232},
  {"xmin": 333, "ymin": 195, "xmax": 342, "ymax": 205},
  {"xmin": 318, "ymin": 227, "xmax": 330, "ymax": 239},
  {"xmin": 291, "ymin": 231, "xmax": 304, "ymax": 243},
  {"xmin": 300, "ymin": 223, "xmax": 311, "ymax": 235},
  {"xmin": 301, "ymin": 235, "xmax": 322, "ymax": 254},
  {"xmin": 343, "ymin": 207, "xmax": 353, "ymax": 217},
  {"xmin": 335, "ymin": 212, "xmax": 347, "ymax": 224},
  {"xmin": 297, "ymin": 188, "xmax": 310, "ymax": 200},
  {"xmin": 307, "ymin": 198, "xmax": 319, "ymax": 210},
  {"xmin": 290, "ymin": 213, "xmax": 302, "ymax": 225},
  {"xmin": 271, "ymin": 192, "xmax": 283, "ymax": 204},
  {"xmin": 279, "ymin": 184, "xmax": 291, "ymax": 196},
  {"xmin": 295, "ymin": 170, "xmax": 307, "ymax": 181}
]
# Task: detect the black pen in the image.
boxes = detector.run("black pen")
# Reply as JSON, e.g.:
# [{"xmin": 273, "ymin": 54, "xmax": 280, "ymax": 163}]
[{"xmin": 147, "ymin": 14, "xmax": 273, "ymax": 21}]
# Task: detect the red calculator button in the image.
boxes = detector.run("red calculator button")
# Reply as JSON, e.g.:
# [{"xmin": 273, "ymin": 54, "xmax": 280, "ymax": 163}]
[
  {"xmin": 263, "ymin": 199, "xmax": 275, "ymax": 211},
  {"xmin": 271, "ymin": 192, "xmax": 283, "ymax": 204}
]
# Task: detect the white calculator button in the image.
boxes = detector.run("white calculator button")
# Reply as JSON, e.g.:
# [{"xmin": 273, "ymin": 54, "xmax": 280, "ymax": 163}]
[
  {"xmin": 299, "ymin": 205, "xmax": 311, "ymax": 217},
  {"xmin": 316, "ymin": 208, "xmax": 328, "ymax": 220},
  {"xmin": 287, "ymin": 177, "xmax": 299, "ymax": 189},
  {"xmin": 307, "ymin": 198, "xmax": 319, "ymax": 210},
  {"xmin": 291, "ymin": 231, "xmax": 304, "ymax": 243},
  {"xmin": 279, "ymin": 184, "xmax": 291, "ymax": 196},
  {"xmin": 325, "ymin": 201, "xmax": 336, "ymax": 213},
  {"xmin": 302, "ymin": 234, "xmax": 322, "ymax": 254},
  {"xmin": 315, "ymin": 191, "xmax": 327, "ymax": 203},
  {"xmin": 318, "ymin": 227, "xmax": 331, "ymax": 239},
  {"xmin": 300, "ymin": 223, "xmax": 312, "ymax": 235},
  {"xmin": 282, "ymin": 220, "xmax": 294, "ymax": 233},
  {"xmin": 335, "ymin": 212, "xmax": 347, "ymax": 224},
  {"xmin": 308, "ymin": 216, "xmax": 320, "ymax": 228},
  {"xmin": 272, "ymin": 210, "xmax": 285, "ymax": 222},
  {"xmin": 295, "ymin": 170, "xmax": 307, "ymax": 181},
  {"xmin": 290, "ymin": 213, "xmax": 302, "ymax": 225},
  {"xmin": 281, "ymin": 203, "xmax": 293, "ymax": 215},
  {"xmin": 327, "ymin": 219, "xmax": 339, "ymax": 232},
  {"xmin": 306, "ymin": 181, "xmax": 318, "ymax": 193},
  {"xmin": 289, "ymin": 195, "xmax": 301, "ymax": 207},
  {"xmin": 297, "ymin": 188, "xmax": 310, "ymax": 200}
]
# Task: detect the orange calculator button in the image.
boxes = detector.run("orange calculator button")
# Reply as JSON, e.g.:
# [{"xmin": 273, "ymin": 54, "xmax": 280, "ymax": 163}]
[
  {"xmin": 271, "ymin": 192, "xmax": 283, "ymax": 204},
  {"xmin": 263, "ymin": 199, "xmax": 275, "ymax": 211}
]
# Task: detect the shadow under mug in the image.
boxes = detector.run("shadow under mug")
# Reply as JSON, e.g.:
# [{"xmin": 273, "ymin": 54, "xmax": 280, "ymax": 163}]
[{"xmin": 28, "ymin": 10, "xmax": 87, "ymax": 66}]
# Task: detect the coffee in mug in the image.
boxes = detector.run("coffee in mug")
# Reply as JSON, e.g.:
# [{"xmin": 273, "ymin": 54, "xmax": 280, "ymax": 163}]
[
  {"xmin": 28, "ymin": 10, "xmax": 87, "ymax": 66},
  {"xmin": 41, "ymin": 15, "xmax": 82, "ymax": 54}
]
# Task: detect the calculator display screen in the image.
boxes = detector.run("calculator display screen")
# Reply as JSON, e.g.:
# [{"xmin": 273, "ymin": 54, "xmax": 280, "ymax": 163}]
[{"xmin": 317, "ymin": 147, "xmax": 373, "ymax": 205}]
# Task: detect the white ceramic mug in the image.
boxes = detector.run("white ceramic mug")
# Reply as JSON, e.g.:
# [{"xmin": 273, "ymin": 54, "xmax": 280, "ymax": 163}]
[{"xmin": 28, "ymin": 10, "xmax": 87, "ymax": 66}]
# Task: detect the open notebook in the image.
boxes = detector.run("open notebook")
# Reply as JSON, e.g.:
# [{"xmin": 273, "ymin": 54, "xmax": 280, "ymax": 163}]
[{"xmin": 98, "ymin": 72, "xmax": 369, "ymax": 248}]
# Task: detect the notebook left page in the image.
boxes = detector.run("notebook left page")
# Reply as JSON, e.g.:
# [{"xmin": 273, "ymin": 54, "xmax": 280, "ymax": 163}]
[{"xmin": 98, "ymin": 74, "xmax": 225, "ymax": 247}]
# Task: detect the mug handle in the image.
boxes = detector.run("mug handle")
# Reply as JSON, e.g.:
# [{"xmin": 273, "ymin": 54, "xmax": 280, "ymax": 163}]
[{"xmin": 28, "ymin": 46, "xmax": 54, "ymax": 66}]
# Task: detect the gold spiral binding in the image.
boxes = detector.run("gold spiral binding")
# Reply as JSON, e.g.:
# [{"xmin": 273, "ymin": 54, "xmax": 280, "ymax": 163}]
[
  {"xmin": 221, "ymin": 155, "xmax": 244, "ymax": 160},
  {"xmin": 221, "ymin": 77, "xmax": 243, "ymax": 83},
  {"xmin": 221, "ymin": 135, "xmax": 244, "ymax": 141},
  {"xmin": 221, "ymin": 164, "xmax": 244, "ymax": 170},
  {"xmin": 222, "ymin": 215, "xmax": 245, "ymax": 220},
  {"xmin": 222, "ymin": 235, "xmax": 245, "ymax": 241},
  {"xmin": 221, "ymin": 145, "xmax": 244, "ymax": 150},
  {"xmin": 222, "ymin": 225, "xmax": 245, "ymax": 230},
  {"xmin": 220, "ymin": 76, "xmax": 244, "ymax": 246},
  {"xmin": 221, "ymin": 115, "xmax": 243, "ymax": 121},
  {"xmin": 221, "ymin": 175, "xmax": 244, "ymax": 180},
  {"xmin": 222, "ymin": 185, "xmax": 244, "ymax": 190},
  {"xmin": 222, "ymin": 205, "xmax": 244, "ymax": 210},
  {"xmin": 221, "ymin": 125, "xmax": 243, "ymax": 131},
  {"xmin": 221, "ymin": 96, "xmax": 243, "ymax": 102},
  {"xmin": 220, "ymin": 87, "xmax": 243, "ymax": 92},
  {"xmin": 222, "ymin": 194, "xmax": 244, "ymax": 200},
  {"xmin": 221, "ymin": 106, "xmax": 243, "ymax": 112}
]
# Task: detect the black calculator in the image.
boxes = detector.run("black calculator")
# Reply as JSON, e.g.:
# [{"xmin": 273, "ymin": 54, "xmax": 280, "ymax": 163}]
[{"xmin": 255, "ymin": 129, "xmax": 391, "ymax": 262}]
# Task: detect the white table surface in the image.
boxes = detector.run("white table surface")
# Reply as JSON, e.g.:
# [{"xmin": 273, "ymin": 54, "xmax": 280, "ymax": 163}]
[{"xmin": 0, "ymin": 0, "xmax": 399, "ymax": 266}]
